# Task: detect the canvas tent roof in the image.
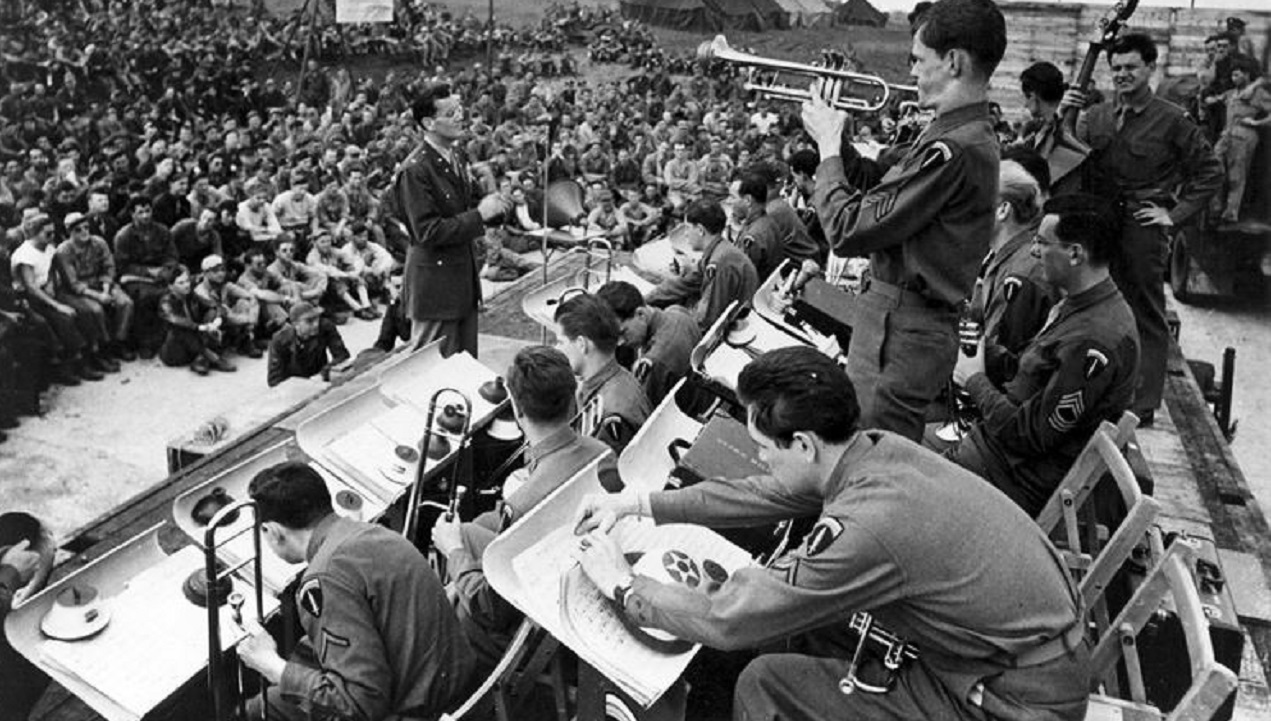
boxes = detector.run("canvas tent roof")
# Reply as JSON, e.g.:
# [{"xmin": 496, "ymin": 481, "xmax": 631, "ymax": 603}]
[
  {"xmin": 832, "ymin": 0, "xmax": 887, "ymax": 27},
  {"xmin": 772, "ymin": 0, "xmax": 831, "ymax": 28},
  {"xmin": 619, "ymin": 0, "xmax": 788, "ymax": 32}
]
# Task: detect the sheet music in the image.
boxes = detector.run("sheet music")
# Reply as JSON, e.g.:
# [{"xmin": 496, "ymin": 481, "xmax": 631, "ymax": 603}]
[
  {"xmin": 38, "ymin": 546, "xmax": 278, "ymax": 720},
  {"xmin": 511, "ymin": 518, "xmax": 754, "ymax": 706}
]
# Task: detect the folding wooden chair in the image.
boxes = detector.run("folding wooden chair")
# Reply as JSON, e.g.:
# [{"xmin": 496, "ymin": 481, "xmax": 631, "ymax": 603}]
[{"xmin": 1084, "ymin": 541, "xmax": 1238, "ymax": 720}]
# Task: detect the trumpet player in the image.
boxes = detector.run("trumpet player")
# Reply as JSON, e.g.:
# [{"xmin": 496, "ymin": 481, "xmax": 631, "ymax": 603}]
[{"xmin": 801, "ymin": 0, "xmax": 1004, "ymax": 443}]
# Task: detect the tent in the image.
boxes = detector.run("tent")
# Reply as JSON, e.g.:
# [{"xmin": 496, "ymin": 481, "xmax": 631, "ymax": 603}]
[
  {"xmin": 705, "ymin": 0, "xmax": 788, "ymax": 32},
  {"xmin": 619, "ymin": 0, "xmax": 788, "ymax": 32},
  {"xmin": 772, "ymin": 0, "xmax": 832, "ymax": 28},
  {"xmin": 619, "ymin": 0, "xmax": 721, "ymax": 32},
  {"xmin": 832, "ymin": 0, "xmax": 887, "ymax": 27}
]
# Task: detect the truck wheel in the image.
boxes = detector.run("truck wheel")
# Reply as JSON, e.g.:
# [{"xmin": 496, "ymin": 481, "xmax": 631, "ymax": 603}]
[{"xmin": 1169, "ymin": 228, "xmax": 1194, "ymax": 303}]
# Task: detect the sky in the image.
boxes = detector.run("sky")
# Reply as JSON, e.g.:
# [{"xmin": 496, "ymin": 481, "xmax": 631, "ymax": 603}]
[{"xmin": 866, "ymin": 0, "xmax": 1271, "ymax": 13}]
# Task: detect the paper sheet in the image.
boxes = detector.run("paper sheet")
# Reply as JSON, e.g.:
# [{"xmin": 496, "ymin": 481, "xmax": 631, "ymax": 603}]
[
  {"xmin": 511, "ymin": 518, "xmax": 754, "ymax": 706},
  {"xmin": 38, "ymin": 546, "xmax": 278, "ymax": 720}
]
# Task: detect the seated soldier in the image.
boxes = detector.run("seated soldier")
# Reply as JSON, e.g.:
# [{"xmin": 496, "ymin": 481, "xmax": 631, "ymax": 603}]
[
  {"xmin": 585, "ymin": 189, "xmax": 628, "ymax": 248},
  {"xmin": 951, "ymin": 194, "xmax": 1140, "ymax": 517},
  {"xmin": 267, "ymin": 301, "xmax": 351, "ymax": 387},
  {"xmin": 11, "ymin": 214, "xmax": 110, "ymax": 380},
  {"xmin": 341, "ymin": 221, "xmax": 396, "ymax": 303},
  {"xmin": 646, "ymin": 198, "xmax": 759, "ymax": 331},
  {"xmin": 268, "ymin": 234, "xmax": 328, "ymax": 309},
  {"xmin": 729, "ymin": 174, "xmax": 783, "ymax": 281},
  {"xmin": 237, "ymin": 462, "xmax": 477, "ymax": 721},
  {"xmin": 55, "ymin": 212, "xmax": 136, "ymax": 361},
  {"xmin": 238, "ymin": 248, "xmax": 296, "ymax": 339},
  {"xmin": 575, "ymin": 346, "xmax": 1090, "ymax": 721},
  {"xmin": 617, "ymin": 186, "xmax": 659, "ymax": 247},
  {"xmin": 157, "ymin": 264, "xmax": 236, "ymax": 375},
  {"xmin": 306, "ymin": 230, "xmax": 378, "ymax": 320},
  {"xmin": 114, "ymin": 195, "xmax": 179, "ymax": 357},
  {"xmin": 192, "ymin": 254, "xmax": 263, "ymax": 358},
  {"xmin": 431, "ymin": 346, "xmax": 621, "ymax": 670},
  {"xmin": 969, "ymin": 159, "xmax": 1056, "ymax": 385},
  {"xmin": 553, "ymin": 293, "xmax": 651, "ymax": 454},
  {"xmin": 596, "ymin": 280, "xmax": 701, "ymax": 406}
]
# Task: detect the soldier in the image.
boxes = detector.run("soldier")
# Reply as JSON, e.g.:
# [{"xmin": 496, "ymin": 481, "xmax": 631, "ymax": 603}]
[
  {"xmin": 970, "ymin": 160, "xmax": 1055, "ymax": 385},
  {"xmin": 729, "ymin": 174, "xmax": 784, "ymax": 281},
  {"xmin": 802, "ymin": 0, "xmax": 1005, "ymax": 441},
  {"xmin": 55, "ymin": 212, "xmax": 135, "ymax": 361},
  {"xmin": 952, "ymin": 194, "xmax": 1140, "ymax": 517},
  {"xmin": 1063, "ymin": 32, "xmax": 1221, "ymax": 425},
  {"xmin": 432, "ymin": 346, "xmax": 620, "ymax": 670},
  {"xmin": 238, "ymin": 462, "xmax": 477, "ymax": 721},
  {"xmin": 553, "ymin": 293, "xmax": 652, "ymax": 455},
  {"xmin": 574, "ymin": 347, "xmax": 1090, "ymax": 721},
  {"xmin": 596, "ymin": 280, "xmax": 701, "ymax": 406},
  {"xmin": 646, "ymin": 198, "xmax": 759, "ymax": 332}
]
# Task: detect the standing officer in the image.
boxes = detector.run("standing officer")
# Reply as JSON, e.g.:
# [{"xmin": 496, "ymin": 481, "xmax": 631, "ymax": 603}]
[
  {"xmin": 387, "ymin": 83, "xmax": 509, "ymax": 357},
  {"xmin": 1064, "ymin": 32, "xmax": 1221, "ymax": 425},
  {"xmin": 238, "ymin": 461, "xmax": 477, "ymax": 721},
  {"xmin": 574, "ymin": 347, "xmax": 1089, "ymax": 721},
  {"xmin": 952, "ymin": 194, "xmax": 1140, "ymax": 516},
  {"xmin": 802, "ymin": 0, "xmax": 1005, "ymax": 442},
  {"xmin": 596, "ymin": 280, "xmax": 701, "ymax": 406}
]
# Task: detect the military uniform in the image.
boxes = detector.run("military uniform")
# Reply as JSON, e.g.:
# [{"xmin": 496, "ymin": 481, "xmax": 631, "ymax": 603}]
[
  {"xmin": 815, "ymin": 102, "xmax": 999, "ymax": 441},
  {"xmin": 693, "ymin": 235, "xmax": 759, "ymax": 332},
  {"xmin": 765, "ymin": 198, "xmax": 822, "ymax": 266},
  {"xmin": 450, "ymin": 429, "xmax": 620, "ymax": 669},
  {"xmin": 970, "ymin": 228, "xmax": 1056, "ymax": 385},
  {"xmin": 1214, "ymin": 79, "xmax": 1271, "ymax": 222},
  {"xmin": 732, "ymin": 212, "xmax": 783, "ymax": 282},
  {"xmin": 577, "ymin": 357, "xmax": 652, "ymax": 454},
  {"xmin": 631, "ymin": 306, "xmax": 702, "ymax": 406},
  {"xmin": 258, "ymin": 515, "xmax": 476, "ymax": 721},
  {"xmin": 957, "ymin": 277, "xmax": 1139, "ymax": 517},
  {"xmin": 622, "ymin": 431, "xmax": 1088, "ymax": 721},
  {"xmin": 1077, "ymin": 92, "xmax": 1221, "ymax": 417}
]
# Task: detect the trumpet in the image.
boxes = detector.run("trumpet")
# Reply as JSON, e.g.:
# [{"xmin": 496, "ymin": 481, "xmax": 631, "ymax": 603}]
[{"xmin": 697, "ymin": 35, "xmax": 917, "ymax": 114}]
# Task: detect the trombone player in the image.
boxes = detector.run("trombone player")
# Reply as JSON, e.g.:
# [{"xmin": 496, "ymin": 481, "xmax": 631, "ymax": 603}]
[{"xmin": 800, "ymin": 0, "xmax": 1005, "ymax": 442}]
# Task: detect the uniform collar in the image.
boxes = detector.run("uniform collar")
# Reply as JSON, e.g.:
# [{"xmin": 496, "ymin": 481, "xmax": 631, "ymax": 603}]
[
  {"xmin": 526, "ymin": 425, "xmax": 580, "ymax": 470},
  {"xmin": 579, "ymin": 357, "xmax": 623, "ymax": 401},
  {"xmin": 1061, "ymin": 275, "xmax": 1118, "ymax": 313},
  {"xmin": 304, "ymin": 513, "xmax": 341, "ymax": 562},
  {"xmin": 921, "ymin": 101, "xmax": 990, "ymax": 141},
  {"xmin": 1115, "ymin": 86, "xmax": 1153, "ymax": 115},
  {"xmin": 825, "ymin": 431, "xmax": 878, "ymax": 495},
  {"xmin": 994, "ymin": 227, "xmax": 1035, "ymax": 266},
  {"xmin": 699, "ymin": 234, "xmax": 726, "ymax": 272}
]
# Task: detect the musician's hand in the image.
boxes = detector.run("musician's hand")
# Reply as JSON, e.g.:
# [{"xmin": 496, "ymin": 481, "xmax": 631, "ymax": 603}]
[
  {"xmin": 800, "ymin": 83, "xmax": 846, "ymax": 159},
  {"xmin": 1134, "ymin": 203, "xmax": 1174, "ymax": 228},
  {"xmin": 477, "ymin": 193, "xmax": 512, "ymax": 222},
  {"xmin": 237, "ymin": 619, "xmax": 285, "ymax": 684},
  {"xmin": 573, "ymin": 530, "xmax": 632, "ymax": 598},
  {"xmin": 430, "ymin": 515, "xmax": 464, "ymax": 558},
  {"xmin": 573, "ymin": 491, "xmax": 642, "ymax": 535},
  {"xmin": 952, "ymin": 339, "xmax": 985, "ymax": 387},
  {"xmin": 1058, "ymin": 88, "xmax": 1089, "ymax": 114}
]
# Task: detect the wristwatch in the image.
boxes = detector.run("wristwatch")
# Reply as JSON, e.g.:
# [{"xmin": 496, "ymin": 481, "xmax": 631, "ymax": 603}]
[{"xmin": 611, "ymin": 573, "xmax": 635, "ymax": 609}]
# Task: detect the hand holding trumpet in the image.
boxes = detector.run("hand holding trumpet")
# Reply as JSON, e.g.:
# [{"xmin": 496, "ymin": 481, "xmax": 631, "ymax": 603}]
[{"xmin": 801, "ymin": 82, "xmax": 849, "ymax": 160}]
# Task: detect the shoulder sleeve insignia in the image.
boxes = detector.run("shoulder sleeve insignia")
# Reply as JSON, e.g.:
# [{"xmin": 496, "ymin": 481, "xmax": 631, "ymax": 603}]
[
  {"xmin": 739, "ymin": 234, "xmax": 754, "ymax": 252},
  {"xmin": 804, "ymin": 517, "xmax": 844, "ymax": 558},
  {"xmin": 1084, "ymin": 348, "xmax": 1109, "ymax": 380},
  {"xmin": 920, "ymin": 141, "xmax": 954, "ymax": 170},
  {"xmin": 705, "ymin": 263, "xmax": 718, "ymax": 283},
  {"xmin": 298, "ymin": 578, "xmax": 324, "ymax": 618},
  {"xmin": 632, "ymin": 357, "xmax": 653, "ymax": 384},
  {"xmin": 1048, "ymin": 390, "xmax": 1086, "ymax": 433},
  {"xmin": 1003, "ymin": 276, "xmax": 1022, "ymax": 303}
]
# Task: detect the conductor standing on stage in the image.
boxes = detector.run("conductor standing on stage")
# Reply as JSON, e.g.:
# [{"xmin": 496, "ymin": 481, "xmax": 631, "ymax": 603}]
[
  {"xmin": 801, "ymin": 0, "xmax": 1004, "ymax": 441},
  {"xmin": 389, "ymin": 84, "xmax": 509, "ymax": 357}
]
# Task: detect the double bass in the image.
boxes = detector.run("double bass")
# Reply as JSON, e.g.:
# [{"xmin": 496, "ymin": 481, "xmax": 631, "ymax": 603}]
[{"xmin": 1036, "ymin": 0, "xmax": 1140, "ymax": 190}]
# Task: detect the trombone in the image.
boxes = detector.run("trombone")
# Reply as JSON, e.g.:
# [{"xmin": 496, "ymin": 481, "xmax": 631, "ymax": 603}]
[
  {"xmin": 203, "ymin": 498, "xmax": 268, "ymax": 721},
  {"xmin": 403, "ymin": 388, "xmax": 475, "ymax": 576},
  {"xmin": 697, "ymin": 35, "xmax": 917, "ymax": 114}
]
